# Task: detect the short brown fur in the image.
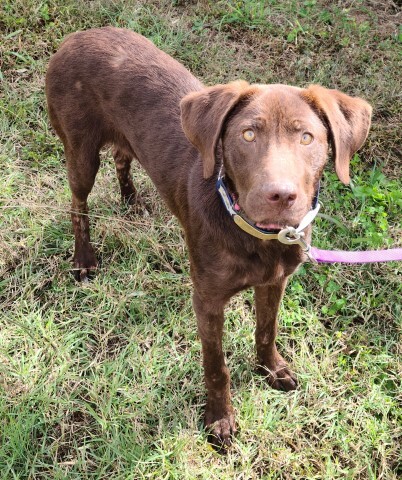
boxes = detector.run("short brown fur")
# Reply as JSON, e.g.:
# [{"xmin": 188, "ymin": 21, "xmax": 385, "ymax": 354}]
[{"xmin": 46, "ymin": 27, "xmax": 372, "ymax": 449}]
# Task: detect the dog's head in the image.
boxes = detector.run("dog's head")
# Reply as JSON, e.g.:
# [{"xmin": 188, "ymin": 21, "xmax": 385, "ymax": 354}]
[{"xmin": 181, "ymin": 81, "xmax": 371, "ymax": 231}]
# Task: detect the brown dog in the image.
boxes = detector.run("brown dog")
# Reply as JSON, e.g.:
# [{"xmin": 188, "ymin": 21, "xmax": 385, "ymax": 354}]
[{"xmin": 46, "ymin": 27, "xmax": 372, "ymax": 448}]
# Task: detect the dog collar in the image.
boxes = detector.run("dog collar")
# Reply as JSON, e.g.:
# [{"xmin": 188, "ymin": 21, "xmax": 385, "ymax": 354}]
[{"xmin": 216, "ymin": 169, "xmax": 320, "ymax": 242}]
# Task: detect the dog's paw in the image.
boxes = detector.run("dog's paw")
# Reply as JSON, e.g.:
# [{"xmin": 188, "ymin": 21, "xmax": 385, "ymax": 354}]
[
  {"xmin": 257, "ymin": 357, "xmax": 298, "ymax": 392},
  {"xmin": 72, "ymin": 254, "xmax": 98, "ymax": 282},
  {"xmin": 205, "ymin": 408, "xmax": 237, "ymax": 452},
  {"xmin": 122, "ymin": 193, "xmax": 151, "ymax": 217}
]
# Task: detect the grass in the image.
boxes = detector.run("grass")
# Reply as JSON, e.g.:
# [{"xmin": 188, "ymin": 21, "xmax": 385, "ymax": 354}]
[{"xmin": 0, "ymin": 0, "xmax": 401, "ymax": 478}]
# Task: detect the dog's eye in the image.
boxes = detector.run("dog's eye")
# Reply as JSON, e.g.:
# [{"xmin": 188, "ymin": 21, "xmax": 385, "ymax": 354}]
[
  {"xmin": 301, "ymin": 132, "xmax": 313, "ymax": 145},
  {"xmin": 243, "ymin": 129, "xmax": 256, "ymax": 142}
]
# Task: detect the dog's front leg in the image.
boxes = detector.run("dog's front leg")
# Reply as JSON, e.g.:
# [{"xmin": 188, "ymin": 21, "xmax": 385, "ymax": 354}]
[
  {"xmin": 192, "ymin": 290, "xmax": 236, "ymax": 449},
  {"xmin": 254, "ymin": 280, "xmax": 298, "ymax": 391}
]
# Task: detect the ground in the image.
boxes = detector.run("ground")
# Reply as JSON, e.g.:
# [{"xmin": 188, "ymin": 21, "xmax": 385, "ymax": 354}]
[{"xmin": 0, "ymin": 1, "xmax": 401, "ymax": 478}]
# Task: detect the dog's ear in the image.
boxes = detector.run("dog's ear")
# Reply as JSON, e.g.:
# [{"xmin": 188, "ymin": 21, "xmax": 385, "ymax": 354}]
[
  {"xmin": 302, "ymin": 85, "xmax": 372, "ymax": 184},
  {"xmin": 180, "ymin": 80, "xmax": 251, "ymax": 179}
]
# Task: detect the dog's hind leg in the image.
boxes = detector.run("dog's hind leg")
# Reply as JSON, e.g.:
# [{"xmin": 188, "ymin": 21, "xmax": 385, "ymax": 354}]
[
  {"xmin": 66, "ymin": 145, "xmax": 100, "ymax": 282},
  {"xmin": 113, "ymin": 147, "xmax": 143, "ymax": 209}
]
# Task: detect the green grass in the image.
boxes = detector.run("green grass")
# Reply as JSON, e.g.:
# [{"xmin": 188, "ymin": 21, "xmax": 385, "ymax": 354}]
[{"xmin": 0, "ymin": 0, "xmax": 401, "ymax": 478}]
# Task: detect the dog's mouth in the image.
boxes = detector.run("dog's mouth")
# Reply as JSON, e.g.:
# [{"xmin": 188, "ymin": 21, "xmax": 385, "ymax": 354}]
[
  {"xmin": 231, "ymin": 193, "xmax": 287, "ymax": 233},
  {"xmin": 255, "ymin": 222, "xmax": 284, "ymax": 232}
]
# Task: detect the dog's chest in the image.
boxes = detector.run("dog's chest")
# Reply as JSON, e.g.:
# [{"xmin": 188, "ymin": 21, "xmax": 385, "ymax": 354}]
[
  {"xmin": 241, "ymin": 253, "xmax": 286, "ymax": 287},
  {"xmin": 223, "ymin": 246, "xmax": 302, "ymax": 289}
]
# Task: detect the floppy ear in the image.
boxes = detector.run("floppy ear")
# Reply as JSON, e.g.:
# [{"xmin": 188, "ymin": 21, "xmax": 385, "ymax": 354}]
[
  {"xmin": 180, "ymin": 80, "xmax": 251, "ymax": 178},
  {"xmin": 302, "ymin": 85, "xmax": 372, "ymax": 184}
]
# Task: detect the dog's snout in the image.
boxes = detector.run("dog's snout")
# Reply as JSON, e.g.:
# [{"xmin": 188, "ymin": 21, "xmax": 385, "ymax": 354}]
[{"xmin": 263, "ymin": 182, "xmax": 298, "ymax": 207}]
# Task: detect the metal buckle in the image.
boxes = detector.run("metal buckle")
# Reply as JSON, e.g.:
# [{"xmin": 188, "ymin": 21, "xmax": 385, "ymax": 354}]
[{"xmin": 278, "ymin": 227, "xmax": 317, "ymax": 263}]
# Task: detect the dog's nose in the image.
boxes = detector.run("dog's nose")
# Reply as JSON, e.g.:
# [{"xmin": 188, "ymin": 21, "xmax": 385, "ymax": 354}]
[{"xmin": 264, "ymin": 183, "xmax": 297, "ymax": 207}]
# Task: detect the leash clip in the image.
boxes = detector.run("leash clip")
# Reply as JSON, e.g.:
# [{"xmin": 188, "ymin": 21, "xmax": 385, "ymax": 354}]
[{"xmin": 278, "ymin": 227, "xmax": 317, "ymax": 263}]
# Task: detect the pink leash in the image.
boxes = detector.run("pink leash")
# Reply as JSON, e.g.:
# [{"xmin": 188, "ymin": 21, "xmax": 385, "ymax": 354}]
[
  {"xmin": 277, "ymin": 227, "xmax": 402, "ymax": 264},
  {"xmin": 310, "ymin": 246, "xmax": 402, "ymax": 264}
]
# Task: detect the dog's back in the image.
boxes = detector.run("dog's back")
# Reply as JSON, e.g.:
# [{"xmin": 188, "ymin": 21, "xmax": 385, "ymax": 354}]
[{"xmin": 46, "ymin": 27, "xmax": 202, "ymax": 212}]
